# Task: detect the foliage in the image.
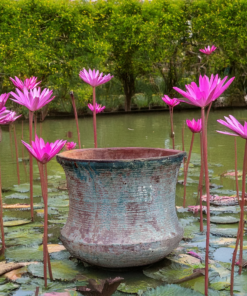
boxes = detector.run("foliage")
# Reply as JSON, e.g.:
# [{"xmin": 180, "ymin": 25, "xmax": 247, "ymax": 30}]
[{"xmin": 0, "ymin": 0, "xmax": 246, "ymax": 113}]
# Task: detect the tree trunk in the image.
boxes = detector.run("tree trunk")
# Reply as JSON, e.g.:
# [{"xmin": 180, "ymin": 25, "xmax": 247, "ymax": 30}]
[{"xmin": 122, "ymin": 73, "xmax": 135, "ymax": 112}]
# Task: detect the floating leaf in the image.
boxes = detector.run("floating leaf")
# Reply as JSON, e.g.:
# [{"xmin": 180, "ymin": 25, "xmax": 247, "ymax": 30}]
[
  {"xmin": 28, "ymin": 260, "xmax": 79, "ymax": 281},
  {"xmin": 143, "ymin": 260, "xmax": 204, "ymax": 284},
  {"xmin": 221, "ymin": 170, "xmax": 242, "ymax": 179},
  {"xmin": 45, "ymin": 244, "xmax": 66, "ymax": 253},
  {"xmin": 4, "ymin": 266, "xmax": 28, "ymax": 281},
  {"xmin": 143, "ymin": 284, "xmax": 203, "ymax": 296},
  {"xmin": 2, "ymin": 203, "xmax": 43, "ymax": 210},
  {"xmin": 210, "ymin": 228, "xmax": 238, "ymax": 238},
  {"xmin": 6, "ymin": 246, "xmax": 43, "ymax": 262},
  {"xmin": 210, "ymin": 216, "xmax": 239, "ymax": 224},
  {"xmin": 210, "ymin": 206, "xmax": 240, "ymax": 214},
  {"xmin": 48, "ymin": 219, "xmax": 67, "ymax": 225},
  {"xmin": 4, "ymin": 193, "xmax": 29, "ymax": 200},
  {"xmin": 209, "ymin": 237, "xmax": 236, "ymax": 248},
  {"xmin": 5, "ymin": 229, "xmax": 43, "ymax": 247},
  {"xmin": 50, "ymin": 250, "xmax": 71, "ymax": 261},
  {"xmin": 13, "ymin": 278, "xmax": 79, "ymax": 295},
  {"xmin": 0, "ymin": 282, "xmax": 19, "ymax": 293},
  {"xmin": 48, "ymin": 198, "xmax": 69, "ymax": 208},
  {"xmin": 3, "ymin": 220, "xmax": 31, "ymax": 227},
  {"xmin": 210, "ymin": 281, "xmax": 230, "ymax": 291},
  {"xmin": 0, "ymin": 262, "xmax": 25, "ymax": 276}
]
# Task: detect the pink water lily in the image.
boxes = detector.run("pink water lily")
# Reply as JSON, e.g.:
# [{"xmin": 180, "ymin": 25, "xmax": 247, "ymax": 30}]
[
  {"xmin": 0, "ymin": 111, "xmax": 21, "ymax": 125},
  {"xmin": 79, "ymin": 68, "xmax": 113, "ymax": 87},
  {"xmin": 22, "ymin": 135, "xmax": 66, "ymax": 164},
  {"xmin": 88, "ymin": 103, "xmax": 105, "ymax": 114},
  {"xmin": 0, "ymin": 107, "xmax": 10, "ymax": 118},
  {"xmin": 186, "ymin": 119, "xmax": 202, "ymax": 133},
  {"xmin": 10, "ymin": 87, "xmax": 55, "ymax": 112},
  {"xmin": 10, "ymin": 76, "xmax": 41, "ymax": 91},
  {"xmin": 65, "ymin": 142, "xmax": 76, "ymax": 150},
  {"xmin": 162, "ymin": 95, "xmax": 180, "ymax": 107},
  {"xmin": 173, "ymin": 74, "xmax": 235, "ymax": 107},
  {"xmin": 199, "ymin": 45, "xmax": 217, "ymax": 55},
  {"xmin": 217, "ymin": 115, "xmax": 247, "ymax": 139},
  {"xmin": 0, "ymin": 93, "xmax": 9, "ymax": 110}
]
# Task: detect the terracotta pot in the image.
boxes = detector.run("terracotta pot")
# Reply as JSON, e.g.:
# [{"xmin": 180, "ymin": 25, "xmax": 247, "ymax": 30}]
[{"xmin": 56, "ymin": 147, "xmax": 185, "ymax": 268}]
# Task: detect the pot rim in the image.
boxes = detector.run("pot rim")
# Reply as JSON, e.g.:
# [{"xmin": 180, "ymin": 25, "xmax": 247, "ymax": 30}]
[{"xmin": 56, "ymin": 147, "xmax": 186, "ymax": 163}]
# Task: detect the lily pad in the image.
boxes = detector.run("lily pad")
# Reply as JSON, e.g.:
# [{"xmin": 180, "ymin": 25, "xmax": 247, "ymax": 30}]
[
  {"xmin": 117, "ymin": 277, "xmax": 160, "ymax": 295},
  {"xmin": 210, "ymin": 216, "xmax": 239, "ymax": 224},
  {"xmin": 143, "ymin": 284, "xmax": 203, "ymax": 296},
  {"xmin": 210, "ymin": 281, "xmax": 230, "ymax": 291},
  {"xmin": 143, "ymin": 260, "xmax": 204, "ymax": 284},
  {"xmin": 221, "ymin": 170, "xmax": 242, "ymax": 179},
  {"xmin": 210, "ymin": 228, "xmax": 238, "ymax": 238},
  {"xmin": 13, "ymin": 278, "xmax": 80, "ymax": 295},
  {"xmin": 12, "ymin": 184, "xmax": 30, "ymax": 193},
  {"xmin": 2, "ymin": 203, "xmax": 43, "ymax": 210},
  {"xmin": 3, "ymin": 220, "xmax": 31, "ymax": 227},
  {"xmin": 48, "ymin": 219, "xmax": 67, "ymax": 225},
  {"xmin": 5, "ymin": 229, "xmax": 43, "ymax": 247},
  {"xmin": 0, "ymin": 282, "xmax": 19, "ymax": 292},
  {"xmin": 6, "ymin": 246, "xmax": 43, "ymax": 262},
  {"xmin": 48, "ymin": 198, "xmax": 69, "ymax": 208},
  {"xmin": 4, "ymin": 266, "xmax": 28, "ymax": 281},
  {"xmin": 168, "ymin": 254, "xmax": 202, "ymax": 266},
  {"xmin": 4, "ymin": 193, "xmax": 29, "ymax": 200},
  {"xmin": 28, "ymin": 260, "xmax": 79, "ymax": 281},
  {"xmin": 209, "ymin": 237, "xmax": 236, "ymax": 248}
]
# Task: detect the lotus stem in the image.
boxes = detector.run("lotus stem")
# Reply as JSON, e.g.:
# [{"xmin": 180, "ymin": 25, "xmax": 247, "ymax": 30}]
[
  {"xmin": 9, "ymin": 125, "xmax": 14, "ymax": 159},
  {"xmin": 70, "ymin": 91, "xmax": 81, "ymax": 149},
  {"xmin": 35, "ymin": 287, "xmax": 39, "ymax": 296},
  {"xmin": 34, "ymin": 113, "xmax": 37, "ymax": 136},
  {"xmin": 182, "ymin": 121, "xmax": 185, "ymax": 167},
  {"xmin": 206, "ymin": 102, "xmax": 212, "ymax": 123},
  {"xmin": 199, "ymin": 132, "xmax": 204, "ymax": 232},
  {"xmin": 38, "ymin": 162, "xmax": 53, "ymax": 287},
  {"xmin": 235, "ymin": 138, "xmax": 239, "ymax": 200},
  {"xmin": 13, "ymin": 124, "xmax": 20, "ymax": 185},
  {"xmin": 169, "ymin": 106, "xmax": 175, "ymax": 149},
  {"xmin": 40, "ymin": 122, "xmax": 42, "ymax": 137},
  {"xmin": 0, "ymin": 170, "xmax": 5, "ymax": 253},
  {"xmin": 230, "ymin": 226, "xmax": 241, "ymax": 295},
  {"xmin": 93, "ymin": 87, "xmax": 97, "ymax": 148},
  {"xmin": 0, "ymin": 127, "xmax": 2, "ymax": 142},
  {"xmin": 29, "ymin": 111, "xmax": 34, "ymax": 222},
  {"xmin": 238, "ymin": 140, "xmax": 247, "ymax": 275},
  {"xmin": 47, "ymin": 245, "xmax": 53, "ymax": 281},
  {"xmin": 21, "ymin": 121, "xmax": 27, "ymax": 179},
  {"xmin": 201, "ymin": 107, "xmax": 210, "ymax": 296},
  {"xmin": 183, "ymin": 133, "xmax": 194, "ymax": 207}
]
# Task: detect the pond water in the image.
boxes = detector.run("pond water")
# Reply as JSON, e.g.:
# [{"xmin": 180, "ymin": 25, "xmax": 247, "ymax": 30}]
[
  {"xmin": 1, "ymin": 108, "xmax": 246, "ymax": 205},
  {"xmin": 1, "ymin": 108, "xmax": 247, "ymax": 295}
]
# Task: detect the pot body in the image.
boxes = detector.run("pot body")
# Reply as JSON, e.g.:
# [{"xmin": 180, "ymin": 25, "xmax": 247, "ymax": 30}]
[{"xmin": 56, "ymin": 147, "xmax": 185, "ymax": 268}]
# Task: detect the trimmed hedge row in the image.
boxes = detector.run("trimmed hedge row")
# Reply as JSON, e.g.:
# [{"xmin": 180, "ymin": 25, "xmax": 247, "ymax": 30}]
[{"xmin": 0, "ymin": 0, "xmax": 246, "ymax": 112}]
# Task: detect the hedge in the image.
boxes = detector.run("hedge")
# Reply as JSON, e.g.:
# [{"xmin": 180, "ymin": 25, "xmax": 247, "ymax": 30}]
[{"xmin": 0, "ymin": 0, "xmax": 246, "ymax": 112}]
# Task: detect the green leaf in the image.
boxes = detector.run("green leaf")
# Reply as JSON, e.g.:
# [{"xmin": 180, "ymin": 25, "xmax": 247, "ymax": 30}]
[
  {"xmin": 3, "ymin": 220, "xmax": 32, "ymax": 227},
  {"xmin": 143, "ymin": 284, "xmax": 203, "ymax": 296},
  {"xmin": 28, "ymin": 260, "xmax": 80, "ymax": 281}
]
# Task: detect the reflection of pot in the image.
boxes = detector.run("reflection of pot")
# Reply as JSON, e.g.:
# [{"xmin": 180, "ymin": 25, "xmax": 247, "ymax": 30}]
[{"xmin": 56, "ymin": 148, "xmax": 185, "ymax": 268}]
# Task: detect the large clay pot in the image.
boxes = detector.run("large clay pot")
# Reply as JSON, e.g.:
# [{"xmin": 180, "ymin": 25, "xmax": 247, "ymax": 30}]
[{"xmin": 56, "ymin": 147, "xmax": 185, "ymax": 268}]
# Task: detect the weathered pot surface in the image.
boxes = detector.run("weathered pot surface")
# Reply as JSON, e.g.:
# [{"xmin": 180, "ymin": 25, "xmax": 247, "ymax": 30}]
[{"xmin": 56, "ymin": 147, "xmax": 185, "ymax": 268}]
